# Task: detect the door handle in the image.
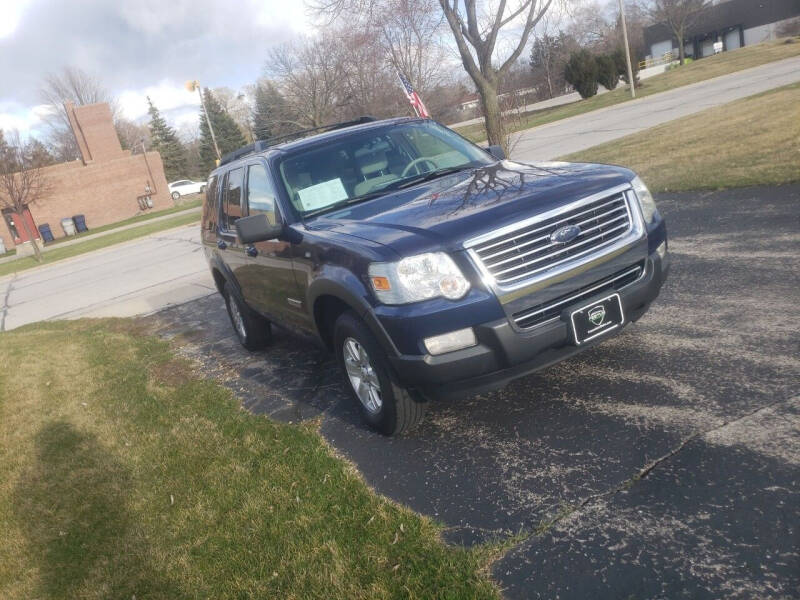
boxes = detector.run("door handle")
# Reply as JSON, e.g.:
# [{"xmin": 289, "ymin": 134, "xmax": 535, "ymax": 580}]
[
  {"xmin": 217, "ymin": 239, "xmax": 227, "ymax": 250},
  {"xmin": 246, "ymin": 245, "xmax": 258, "ymax": 258}
]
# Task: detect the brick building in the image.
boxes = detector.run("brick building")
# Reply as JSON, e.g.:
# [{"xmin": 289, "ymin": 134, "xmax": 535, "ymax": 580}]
[{"xmin": 1, "ymin": 102, "xmax": 172, "ymax": 255}]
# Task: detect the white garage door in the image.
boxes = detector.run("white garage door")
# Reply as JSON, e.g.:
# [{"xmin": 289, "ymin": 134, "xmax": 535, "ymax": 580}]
[
  {"xmin": 725, "ymin": 29, "xmax": 741, "ymax": 50},
  {"xmin": 650, "ymin": 40, "xmax": 673, "ymax": 59}
]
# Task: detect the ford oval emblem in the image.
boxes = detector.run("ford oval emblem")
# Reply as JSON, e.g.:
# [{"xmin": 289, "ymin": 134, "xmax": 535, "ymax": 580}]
[{"xmin": 550, "ymin": 224, "xmax": 581, "ymax": 245}]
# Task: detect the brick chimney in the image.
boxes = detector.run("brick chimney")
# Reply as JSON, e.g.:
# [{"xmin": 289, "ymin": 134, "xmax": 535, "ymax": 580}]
[{"xmin": 65, "ymin": 101, "xmax": 126, "ymax": 165}]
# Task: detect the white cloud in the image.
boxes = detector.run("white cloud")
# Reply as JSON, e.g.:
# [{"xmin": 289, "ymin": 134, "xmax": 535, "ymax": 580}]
[
  {"xmin": 0, "ymin": 0, "xmax": 32, "ymax": 38},
  {"xmin": 117, "ymin": 80, "xmax": 200, "ymax": 122},
  {"xmin": 0, "ymin": 102, "xmax": 50, "ymax": 137},
  {"xmin": 0, "ymin": 0, "xmax": 312, "ymax": 135}
]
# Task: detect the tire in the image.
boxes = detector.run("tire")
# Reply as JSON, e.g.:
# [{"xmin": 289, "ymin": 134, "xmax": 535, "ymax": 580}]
[
  {"xmin": 334, "ymin": 311, "xmax": 427, "ymax": 435},
  {"xmin": 199, "ymin": 185, "xmax": 206, "ymax": 194},
  {"xmin": 223, "ymin": 282, "xmax": 271, "ymax": 351},
  {"xmin": 171, "ymin": 191, "xmax": 181, "ymax": 201}
]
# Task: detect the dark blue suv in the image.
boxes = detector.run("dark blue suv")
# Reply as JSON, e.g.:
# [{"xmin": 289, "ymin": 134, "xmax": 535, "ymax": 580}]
[{"xmin": 202, "ymin": 117, "xmax": 669, "ymax": 435}]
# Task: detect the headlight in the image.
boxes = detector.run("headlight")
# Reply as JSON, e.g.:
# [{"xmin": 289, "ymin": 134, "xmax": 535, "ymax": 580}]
[
  {"xmin": 631, "ymin": 176, "xmax": 658, "ymax": 224},
  {"xmin": 368, "ymin": 252, "xmax": 471, "ymax": 304}
]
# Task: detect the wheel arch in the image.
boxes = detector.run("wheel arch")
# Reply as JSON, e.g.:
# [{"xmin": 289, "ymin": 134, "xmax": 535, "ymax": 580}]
[{"xmin": 308, "ymin": 279, "xmax": 399, "ymax": 358}]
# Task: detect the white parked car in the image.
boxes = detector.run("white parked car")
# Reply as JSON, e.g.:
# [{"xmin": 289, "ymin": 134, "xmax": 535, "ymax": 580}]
[{"xmin": 168, "ymin": 179, "xmax": 206, "ymax": 200}]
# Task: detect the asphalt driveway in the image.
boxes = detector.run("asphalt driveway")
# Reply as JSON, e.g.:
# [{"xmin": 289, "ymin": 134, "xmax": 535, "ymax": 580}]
[{"xmin": 145, "ymin": 184, "xmax": 800, "ymax": 598}]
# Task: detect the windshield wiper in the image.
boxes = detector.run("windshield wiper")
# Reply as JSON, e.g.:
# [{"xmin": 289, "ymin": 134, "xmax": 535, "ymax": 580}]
[{"xmin": 392, "ymin": 166, "xmax": 472, "ymax": 190}]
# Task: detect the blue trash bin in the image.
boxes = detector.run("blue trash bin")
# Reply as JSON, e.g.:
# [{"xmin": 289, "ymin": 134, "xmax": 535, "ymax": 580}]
[
  {"xmin": 72, "ymin": 214, "xmax": 88, "ymax": 233},
  {"xmin": 38, "ymin": 223, "xmax": 54, "ymax": 243}
]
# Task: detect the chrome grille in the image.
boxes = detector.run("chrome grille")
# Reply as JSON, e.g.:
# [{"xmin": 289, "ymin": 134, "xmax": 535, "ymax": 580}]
[
  {"xmin": 470, "ymin": 191, "xmax": 633, "ymax": 286},
  {"xmin": 513, "ymin": 262, "xmax": 644, "ymax": 330}
]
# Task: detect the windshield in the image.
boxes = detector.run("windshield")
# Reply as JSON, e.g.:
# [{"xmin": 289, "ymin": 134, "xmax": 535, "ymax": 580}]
[{"xmin": 276, "ymin": 120, "xmax": 495, "ymax": 217}]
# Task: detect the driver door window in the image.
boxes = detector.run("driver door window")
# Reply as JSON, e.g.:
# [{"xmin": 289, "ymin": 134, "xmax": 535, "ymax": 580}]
[{"xmin": 246, "ymin": 164, "xmax": 279, "ymax": 224}]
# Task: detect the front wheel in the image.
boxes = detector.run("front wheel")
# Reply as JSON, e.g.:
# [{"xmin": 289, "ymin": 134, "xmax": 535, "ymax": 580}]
[
  {"xmin": 334, "ymin": 311, "xmax": 427, "ymax": 435},
  {"xmin": 223, "ymin": 282, "xmax": 271, "ymax": 351},
  {"xmin": 171, "ymin": 191, "xmax": 181, "ymax": 201}
]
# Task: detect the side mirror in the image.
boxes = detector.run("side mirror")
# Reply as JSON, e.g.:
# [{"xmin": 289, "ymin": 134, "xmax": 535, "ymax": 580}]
[
  {"xmin": 486, "ymin": 144, "xmax": 505, "ymax": 160},
  {"xmin": 235, "ymin": 213, "xmax": 283, "ymax": 244}
]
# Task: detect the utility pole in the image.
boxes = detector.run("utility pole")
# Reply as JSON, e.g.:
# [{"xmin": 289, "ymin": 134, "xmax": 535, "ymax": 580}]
[
  {"xmin": 186, "ymin": 80, "xmax": 221, "ymax": 162},
  {"xmin": 618, "ymin": 0, "xmax": 636, "ymax": 99}
]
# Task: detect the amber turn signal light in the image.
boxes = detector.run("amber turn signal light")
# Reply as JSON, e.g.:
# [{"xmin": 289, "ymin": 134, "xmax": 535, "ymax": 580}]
[{"xmin": 371, "ymin": 276, "xmax": 391, "ymax": 291}]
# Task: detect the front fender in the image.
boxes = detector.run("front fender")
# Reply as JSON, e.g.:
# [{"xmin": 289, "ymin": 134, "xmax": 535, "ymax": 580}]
[{"xmin": 306, "ymin": 267, "xmax": 401, "ymax": 357}]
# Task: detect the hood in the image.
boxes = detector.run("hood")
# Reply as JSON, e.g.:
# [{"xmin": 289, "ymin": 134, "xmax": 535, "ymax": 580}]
[{"xmin": 306, "ymin": 160, "xmax": 635, "ymax": 256}]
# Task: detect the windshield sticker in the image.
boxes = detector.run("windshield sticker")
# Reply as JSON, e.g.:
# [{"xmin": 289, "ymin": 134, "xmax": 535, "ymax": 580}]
[{"xmin": 296, "ymin": 178, "xmax": 348, "ymax": 211}]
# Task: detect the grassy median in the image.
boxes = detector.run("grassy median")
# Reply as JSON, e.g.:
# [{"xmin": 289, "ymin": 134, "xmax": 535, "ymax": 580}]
[
  {"xmin": 455, "ymin": 37, "xmax": 800, "ymax": 143},
  {"xmin": 0, "ymin": 212, "xmax": 200, "ymax": 278},
  {"xmin": 0, "ymin": 320, "xmax": 501, "ymax": 599},
  {"xmin": 561, "ymin": 82, "xmax": 800, "ymax": 192}
]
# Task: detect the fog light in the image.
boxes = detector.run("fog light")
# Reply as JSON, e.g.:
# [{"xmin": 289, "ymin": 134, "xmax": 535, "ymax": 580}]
[
  {"xmin": 424, "ymin": 328, "xmax": 477, "ymax": 356},
  {"xmin": 656, "ymin": 241, "xmax": 667, "ymax": 260}
]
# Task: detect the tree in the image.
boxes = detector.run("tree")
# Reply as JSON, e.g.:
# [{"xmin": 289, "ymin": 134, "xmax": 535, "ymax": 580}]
[
  {"xmin": 39, "ymin": 66, "xmax": 119, "ymax": 161},
  {"xmin": 198, "ymin": 89, "xmax": 247, "ymax": 174},
  {"xmin": 0, "ymin": 132, "xmax": 52, "ymax": 261},
  {"xmin": 611, "ymin": 46, "xmax": 639, "ymax": 84},
  {"xmin": 115, "ymin": 117, "xmax": 150, "ymax": 152},
  {"xmin": 311, "ymin": 0, "xmax": 558, "ymax": 153},
  {"xmin": 267, "ymin": 35, "xmax": 346, "ymax": 129},
  {"xmin": 252, "ymin": 80, "xmax": 296, "ymax": 140},
  {"xmin": 436, "ymin": 0, "xmax": 556, "ymax": 152},
  {"xmin": 375, "ymin": 0, "xmax": 448, "ymax": 96},
  {"xmin": 564, "ymin": 49, "xmax": 599, "ymax": 99},
  {"xmin": 530, "ymin": 31, "xmax": 575, "ymax": 99},
  {"xmin": 211, "ymin": 86, "xmax": 255, "ymax": 142},
  {"xmin": 147, "ymin": 98, "xmax": 188, "ymax": 181},
  {"xmin": 596, "ymin": 54, "xmax": 619, "ymax": 90},
  {"xmin": 648, "ymin": 0, "xmax": 711, "ymax": 65}
]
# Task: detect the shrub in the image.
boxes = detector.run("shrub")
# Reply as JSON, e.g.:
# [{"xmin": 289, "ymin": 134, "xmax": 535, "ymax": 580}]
[
  {"xmin": 596, "ymin": 54, "xmax": 619, "ymax": 90},
  {"xmin": 611, "ymin": 47, "xmax": 640, "ymax": 85},
  {"xmin": 564, "ymin": 50, "xmax": 599, "ymax": 99}
]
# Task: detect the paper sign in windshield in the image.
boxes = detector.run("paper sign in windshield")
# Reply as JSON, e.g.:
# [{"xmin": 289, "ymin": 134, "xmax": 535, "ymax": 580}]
[{"xmin": 296, "ymin": 178, "xmax": 348, "ymax": 211}]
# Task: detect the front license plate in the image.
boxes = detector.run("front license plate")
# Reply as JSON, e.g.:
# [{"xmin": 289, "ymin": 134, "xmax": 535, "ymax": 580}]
[{"xmin": 569, "ymin": 293, "xmax": 624, "ymax": 345}]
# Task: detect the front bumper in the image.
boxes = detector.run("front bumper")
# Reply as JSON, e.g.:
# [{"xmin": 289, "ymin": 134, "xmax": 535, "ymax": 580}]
[{"xmin": 388, "ymin": 246, "xmax": 669, "ymax": 398}]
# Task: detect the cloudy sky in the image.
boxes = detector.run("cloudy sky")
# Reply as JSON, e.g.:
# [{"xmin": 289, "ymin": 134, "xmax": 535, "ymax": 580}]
[{"xmin": 0, "ymin": 0, "xmax": 313, "ymax": 138}]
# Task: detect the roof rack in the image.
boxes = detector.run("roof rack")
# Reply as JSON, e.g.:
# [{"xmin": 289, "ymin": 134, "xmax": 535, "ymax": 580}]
[{"xmin": 218, "ymin": 116, "xmax": 378, "ymax": 167}]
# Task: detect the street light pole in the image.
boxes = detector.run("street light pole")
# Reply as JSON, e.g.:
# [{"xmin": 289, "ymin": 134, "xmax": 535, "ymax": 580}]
[
  {"xmin": 618, "ymin": 0, "xmax": 636, "ymax": 99},
  {"xmin": 187, "ymin": 80, "xmax": 221, "ymax": 162}
]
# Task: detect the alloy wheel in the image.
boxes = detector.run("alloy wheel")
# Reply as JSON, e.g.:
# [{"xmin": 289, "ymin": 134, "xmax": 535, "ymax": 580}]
[{"xmin": 343, "ymin": 337, "xmax": 382, "ymax": 413}]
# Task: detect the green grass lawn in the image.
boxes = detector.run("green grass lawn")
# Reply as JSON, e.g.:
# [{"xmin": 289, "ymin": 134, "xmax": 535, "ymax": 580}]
[
  {"xmin": 455, "ymin": 37, "xmax": 800, "ymax": 143},
  {"xmin": 43, "ymin": 197, "xmax": 202, "ymax": 247},
  {"xmin": 0, "ymin": 321, "xmax": 502, "ymax": 599},
  {"xmin": 561, "ymin": 82, "xmax": 800, "ymax": 192},
  {"xmin": 0, "ymin": 212, "xmax": 201, "ymax": 278}
]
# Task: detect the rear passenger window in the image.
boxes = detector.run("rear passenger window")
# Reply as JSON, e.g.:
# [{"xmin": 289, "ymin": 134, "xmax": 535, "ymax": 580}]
[
  {"xmin": 203, "ymin": 175, "xmax": 218, "ymax": 231},
  {"xmin": 222, "ymin": 168, "xmax": 244, "ymax": 230},
  {"xmin": 247, "ymin": 164, "xmax": 279, "ymax": 224}
]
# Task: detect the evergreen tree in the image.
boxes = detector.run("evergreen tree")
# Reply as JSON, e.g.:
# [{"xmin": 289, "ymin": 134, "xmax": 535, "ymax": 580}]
[
  {"xmin": 147, "ymin": 97, "xmax": 188, "ymax": 181},
  {"xmin": 199, "ymin": 89, "xmax": 247, "ymax": 173},
  {"xmin": 252, "ymin": 81, "xmax": 293, "ymax": 141},
  {"xmin": 0, "ymin": 130, "xmax": 9, "ymax": 166}
]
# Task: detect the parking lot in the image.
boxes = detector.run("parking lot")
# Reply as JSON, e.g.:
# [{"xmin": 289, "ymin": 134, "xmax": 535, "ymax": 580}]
[{"xmin": 144, "ymin": 184, "xmax": 799, "ymax": 598}]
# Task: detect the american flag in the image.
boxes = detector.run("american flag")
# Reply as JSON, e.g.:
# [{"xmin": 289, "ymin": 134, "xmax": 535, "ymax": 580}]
[{"xmin": 397, "ymin": 71, "xmax": 430, "ymax": 119}]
